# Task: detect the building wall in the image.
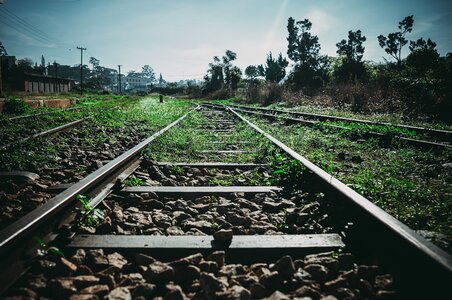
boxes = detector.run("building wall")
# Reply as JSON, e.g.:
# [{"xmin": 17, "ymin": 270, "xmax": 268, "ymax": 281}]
[{"xmin": 24, "ymin": 79, "xmax": 72, "ymax": 94}]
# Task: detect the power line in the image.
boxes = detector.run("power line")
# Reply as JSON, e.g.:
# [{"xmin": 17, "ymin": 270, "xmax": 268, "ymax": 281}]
[
  {"xmin": 0, "ymin": 8, "xmax": 54, "ymax": 43},
  {"xmin": 0, "ymin": 6, "xmax": 73, "ymax": 47},
  {"xmin": 0, "ymin": 6, "xmax": 69, "ymax": 45},
  {"xmin": 0, "ymin": 17, "xmax": 53, "ymax": 45}
]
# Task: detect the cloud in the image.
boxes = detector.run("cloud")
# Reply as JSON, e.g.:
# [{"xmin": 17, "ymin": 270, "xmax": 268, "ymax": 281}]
[
  {"xmin": 306, "ymin": 9, "xmax": 336, "ymax": 35},
  {"xmin": 263, "ymin": 0, "xmax": 289, "ymax": 52}
]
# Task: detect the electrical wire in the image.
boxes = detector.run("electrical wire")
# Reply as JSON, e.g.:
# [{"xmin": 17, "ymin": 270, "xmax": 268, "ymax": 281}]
[{"xmin": 0, "ymin": 6, "xmax": 73, "ymax": 47}]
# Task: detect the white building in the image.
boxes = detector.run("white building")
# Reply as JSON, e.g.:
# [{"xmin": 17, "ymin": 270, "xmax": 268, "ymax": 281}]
[{"xmin": 107, "ymin": 73, "xmax": 152, "ymax": 93}]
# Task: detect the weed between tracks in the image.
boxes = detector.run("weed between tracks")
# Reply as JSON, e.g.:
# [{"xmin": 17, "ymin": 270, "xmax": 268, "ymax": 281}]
[{"xmin": 144, "ymin": 109, "xmax": 261, "ymax": 163}]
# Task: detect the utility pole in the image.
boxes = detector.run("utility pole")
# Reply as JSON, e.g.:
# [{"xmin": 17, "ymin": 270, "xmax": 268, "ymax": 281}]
[
  {"xmin": 0, "ymin": 56, "xmax": 3, "ymax": 98},
  {"xmin": 117, "ymin": 65, "xmax": 122, "ymax": 94},
  {"xmin": 76, "ymin": 46, "xmax": 87, "ymax": 96},
  {"xmin": 53, "ymin": 61, "xmax": 59, "ymax": 94}
]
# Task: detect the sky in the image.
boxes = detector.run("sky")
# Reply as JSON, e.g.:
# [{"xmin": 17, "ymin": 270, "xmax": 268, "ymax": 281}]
[{"xmin": 0, "ymin": 0, "xmax": 451, "ymax": 81}]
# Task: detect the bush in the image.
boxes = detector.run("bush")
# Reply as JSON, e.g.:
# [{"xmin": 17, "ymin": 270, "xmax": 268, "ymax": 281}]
[
  {"xmin": 205, "ymin": 88, "xmax": 234, "ymax": 100},
  {"xmin": 243, "ymin": 81, "xmax": 282, "ymax": 106},
  {"xmin": 3, "ymin": 98, "xmax": 28, "ymax": 114}
]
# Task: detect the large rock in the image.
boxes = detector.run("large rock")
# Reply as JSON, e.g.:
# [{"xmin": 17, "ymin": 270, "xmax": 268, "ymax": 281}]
[
  {"xmin": 169, "ymin": 253, "xmax": 203, "ymax": 266},
  {"xmin": 106, "ymin": 287, "xmax": 131, "ymax": 300},
  {"xmin": 207, "ymin": 251, "xmax": 225, "ymax": 267},
  {"xmin": 213, "ymin": 229, "xmax": 233, "ymax": 244},
  {"xmin": 271, "ymin": 255, "xmax": 295, "ymax": 279},
  {"xmin": 304, "ymin": 264, "xmax": 329, "ymax": 282},
  {"xmin": 144, "ymin": 261, "xmax": 174, "ymax": 283}
]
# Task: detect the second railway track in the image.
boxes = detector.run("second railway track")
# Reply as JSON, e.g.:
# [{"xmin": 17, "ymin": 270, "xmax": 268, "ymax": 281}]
[{"xmin": 0, "ymin": 104, "xmax": 450, "ymax": 299}]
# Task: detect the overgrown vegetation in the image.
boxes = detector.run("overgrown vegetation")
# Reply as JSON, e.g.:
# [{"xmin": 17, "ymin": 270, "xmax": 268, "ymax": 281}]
[
  {"xmin": 3, "ymin": 97, "xmax": 29, "ymax": 114},
  {"xmin": 0, "ymin": 95, "xmax": 192, "ymax": 171},
  {"xmin": 247, "ymin": 114, "xmax": 452, "ymax": 242},
  {"xmin": 222, "ymin": 14, "xmax": 451, "ymax": 122}
]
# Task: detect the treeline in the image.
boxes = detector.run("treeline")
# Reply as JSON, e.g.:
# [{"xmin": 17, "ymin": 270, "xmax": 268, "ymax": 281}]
[{"xmin": 198, "ymin": 15, "xmax": 451, "ymax": 122}]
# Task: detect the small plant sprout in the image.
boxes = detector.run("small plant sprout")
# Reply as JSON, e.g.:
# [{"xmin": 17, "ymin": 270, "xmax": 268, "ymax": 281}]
[
  {"xmin": 124, "ymin": 176, "xmax": 143, "ymax": 187},
  {"xmin": 76, "ymin": 194, "xmax": 105, "ymax": 226},
  {"xmin": 169, "ymin": 165, "xmax": 184, "ymax": 175},
  {"xmin": 33, "ymin": 236, "xmax": 64, "ymax": 257}
]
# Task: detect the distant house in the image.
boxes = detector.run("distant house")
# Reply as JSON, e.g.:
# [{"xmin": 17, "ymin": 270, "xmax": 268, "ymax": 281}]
[
  {"xmin": 107, "ymin": 73, "xmax": 152, "ymax": 93},
  {"xmin": 124, "ymin": 75, "xmax": 151, "ymax": 92},
  {"xmin": 22, "ymin": 73, "xmax": 74, "ymax": 93}
]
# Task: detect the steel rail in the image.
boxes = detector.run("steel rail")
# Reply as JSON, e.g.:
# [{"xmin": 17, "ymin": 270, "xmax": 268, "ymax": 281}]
[
  {"xmin": 0, "ymin": 117, "xmax": 90, "ymax": 150},
  {"xmin": 0, "ymin": 106, "xmax": 122, "ymax": 150},
  {"xmin": 227, "ymin": 106, "xmax": 452, "ymax": 281},
  {"xmin": 0, "ymin": 106, "xmax": 199, "ymax": 293},
  {"xmin": 227, "ymin": 103, "xmax": 452, "ymax": 138},
  {"xmin": 1, "ymin": 106, "xmax": 82, "ymax": 122},
  {"xmin": 229, "ymin": 106, "xmax": 452, "ymax": 149}
]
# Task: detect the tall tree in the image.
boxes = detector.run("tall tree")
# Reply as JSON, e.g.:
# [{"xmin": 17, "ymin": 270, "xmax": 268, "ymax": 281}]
[
  {"xmin": 244, "ymin": 65, "xmax": 260, "ymax": 80},
  {"xmin": 158, "ymin": 73, "xmax": 165, "ymax": 85},
  {"xmin": 228, "ymin": 66, "xmax": 242, "ymax": 90},
  {"xmin": 222, "ymin": 50, "xmax": 238, "ymax": 88},
  {"xmin": 409, "ymin": 38, "xmax": 436, "ymax": 52},
  {"xmin": 333, "ymin": 30, "xmax": 367, "ymax": 82},
  {"xmin": 377, "ymin": 15, "xmax": 414, "ymax": 66},
  {"xmin": 406, "ymin": 38, "xmax": 439, "ymax": 74},
  {"xmin": 286, "ymin": 17, "xmax": 326, "ymax": 90},
  {"xmin": 89, "ymin": 57, "xmax": 100, "ymax": 71},
  {"xmin": 258, "ymin": 52, "xmax": 289, "ymax": 83},
  {"xmin": 336, "ymin": 30, "xmax": 366, "ymax": 62},
  {"xmin": 287, "ymin": 18, "xmax": 321, "ymax": 67},
  {"xmin": 204, "ymin": 50, "xmax": 241, "ymax": 91},
  {"xmin": 142, "ymin": 65, "xmax": 156, "ymax": 82},
  {"xmin": 41, "ymin": 55, "xmax": 45, "ymax": 67}
]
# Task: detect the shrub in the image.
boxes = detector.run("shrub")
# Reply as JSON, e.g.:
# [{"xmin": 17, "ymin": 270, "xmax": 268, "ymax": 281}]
[
  {"xmin": 3, "ymin": 98, "xmax": 28, "ymax": 114},
  {"xmin": 243, "ymin": 81, "xmax": 282, "ymax": 106},
  {"xmin": 205, "ymin": 88, "xmax": 234, "ymax": 100}
]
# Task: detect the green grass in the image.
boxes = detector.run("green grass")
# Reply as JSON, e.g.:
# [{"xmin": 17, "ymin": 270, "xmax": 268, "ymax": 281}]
[
  {"xmin": 144, "ymin": 109, "xmax": 263, "ymax": 163},
  {"xmin": 236, "ymin": 102, "xmax": 452, "ymax": 132},
  {"xmin": 246, "ymin": 114, "xmax": 452, "ymax": 240},
  {"xmin": 0, "ymin": 95, "xmax": 192, "ymax": 172}
]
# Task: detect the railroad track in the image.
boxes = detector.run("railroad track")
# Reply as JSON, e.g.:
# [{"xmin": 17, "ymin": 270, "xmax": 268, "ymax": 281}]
[
  {"xmin": 223, "ymin": 104, "xmax": 452, "ymax": 149},
  {"xmin": 0, "ymin": 104, "xmax": 450, "ymax": 299}
]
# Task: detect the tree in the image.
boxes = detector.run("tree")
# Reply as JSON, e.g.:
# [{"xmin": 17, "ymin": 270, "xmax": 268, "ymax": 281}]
[
  {"xmin": 258, "ymin": 52, "xmax": 288, "ymax": 83},
  {"xmin": 158, "ymin": 73, "xmax": 165, "ymax": 85},
  {"xmin": 89, "ymin": 57, "xmax": 100, "ymax": 71},
  {"xmin": 222, "ymin": 50, "xmax": 238, "ymax": 88},
  {"xmin": 0, "ymin": 42, "xmax": 7, "ymax": 56},
  {"xmin": 16, "ymin": 58, "xmax": 34, "ymax": 73},
  {"xmin": 406, "ymin": 38, "xmax": 439, "ymax": 74},
  {"xmin": 205, "ymin": 56, "xmax": 224, "ymax": 91},
  {"xmin": 204, "ymin": 50, "xmax": 242, "ymax": 92},
  {"xmin": 229, "ymin": 66, "xmax": 242, "ymax": 90},
  {"xmin": 333, "ymin": 30, "xmax": 367, "ymax": 82},
  {"xmin": 336, "ymin": 30, "xmax": 366, "ymax": 62},
  {"xmin": 286, "ymin": 17, "xmax": 325, "ymax": 90},
  {"xmin": 244, "ymin": 65, "xmax": 260, "ymax": 80},
  {"xmin": 377, "ymin": 15, "xmax": 414, "ymax": 66},
  {"xmin": 142, "ymin": 65, "xmax": 156, "ymax": 82},
  {"xmin": 287, "ymin": 18, "xmax": 321, "ymax": 67},
  {"xmin": 409, "ymin": 38, "xmax": 436, "ymax": 52}
]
